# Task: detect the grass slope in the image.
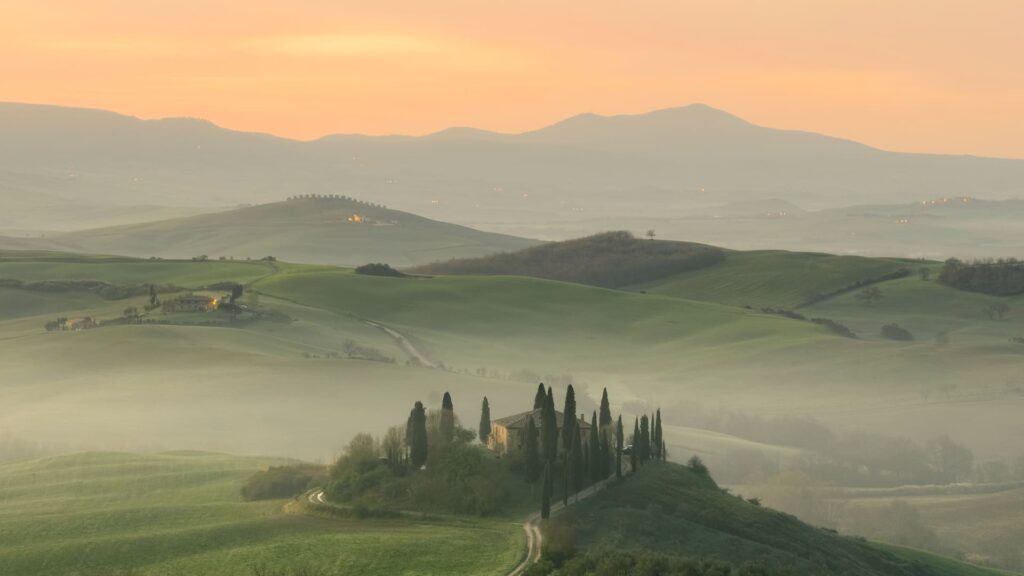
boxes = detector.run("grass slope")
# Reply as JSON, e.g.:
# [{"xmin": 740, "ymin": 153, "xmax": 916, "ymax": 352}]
[
  {"xmin": 558, "ymin": 463, "xmax": 1004, "ymax": 576},
  {"xmin": 631, "ymin": 249, "xmax": 913, "ymax": 309},
  {"xmin": 2, "ymin": 250, "xmax": 1023, "ymax": 462},
  {"xmin": 0, "ymin": 451, "xmax": 521, "ymax": 576},
  {"xmin": 0, "ymin": 251, "xmax": 277, "ymax": 287},
  {"xmin": 48, "ymin": 197, "xmax": 537, "ymax": 267}
]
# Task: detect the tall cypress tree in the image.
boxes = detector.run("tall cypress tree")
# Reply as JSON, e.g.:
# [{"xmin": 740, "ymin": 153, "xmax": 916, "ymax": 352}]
[
  {"xmin": 525, "ymin": 416, "xmax": 541, "ymax": 486},
  {"xmin": 440, "ymin": 392, "xmax": 455, "ymax": 443},
  {"xmin": 479, "ymin": 397, "xmax": 491, "ymax": 445},
  {"xmin": 615, "ymin": 415, "xmax": 624, "ymax": 479},
  {"xmin": 588, "ymin": 411, "xmax": 601, "ymax": 483},
  {"xmin": 533, "ymin": 382, "xmax": 546, "ymax": 410},
  {"xmin": 639, "ymin": 415, "xmax": 650, "ymax": 464},
  {"xmin": 561, "ymin": 384, "xmax": 577, "ymax": 454},
  {"xmin": 541, "ymin": 387, "xmax": 558, "ymax": 461},
  {"xmin": 598, "ymin": 389, "xmax": 612, "ymax": 477},
  {"xmin": 410, "ymin": 401, "xmax": 428, "ymax": 468},
  {"xmin": 631, "ymin": 417, "xmax": 639, "ymax": 472},
  {"xmin": 571, "ymin": 425, "xmax": 584, "ymax": 497},
  {"xmin": 653, "ymin": 409, "xmax": 663, "ymax": 461},
  {"xmin": 541, "ymin": 460, "xmax": 552, "ymax": 519},
  {"xmin": 599, "ymin": 388, "xmax": 612, "ymax": 429}
]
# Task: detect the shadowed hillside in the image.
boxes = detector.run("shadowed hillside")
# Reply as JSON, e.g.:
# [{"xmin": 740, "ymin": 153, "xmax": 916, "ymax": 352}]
[{"xmin": 410, "ymin": 231, "xmax": 723, "ymax": 288}]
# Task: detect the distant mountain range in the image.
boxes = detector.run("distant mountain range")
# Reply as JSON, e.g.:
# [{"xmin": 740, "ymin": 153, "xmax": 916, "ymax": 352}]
[{"xmin": 2, "ymin": 101, "xmax": 1022, "ymax": 258}]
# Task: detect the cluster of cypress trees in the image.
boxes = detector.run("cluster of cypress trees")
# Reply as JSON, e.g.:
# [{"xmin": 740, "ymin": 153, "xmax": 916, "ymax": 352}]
[
  {"xmin": 630, "ymin": 409, "xmax": 666, "ymax": 472},
  {"xmin": 519, "ymin": 384, "xmax": 645, "ymax": 518},
  {"xmin": 404, "ymin": 391, "xmax": 460, "ymax": 469},
  {"xmin": 472, "ymin": 383, "xmax": 669, "ymax": 519}
]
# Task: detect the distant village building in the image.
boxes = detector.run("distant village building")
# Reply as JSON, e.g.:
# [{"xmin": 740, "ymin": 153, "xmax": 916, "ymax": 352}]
[
  {"xmin": 489, "ymin": 409, "xmax": 592, "ymax": 455},
  {"xmin": 162, "ymin": 294, "xmax": 218, "ymax": 313},
  {"xmin": 65, "ymin": 317, "xmax": 96, "ymax": 331}
]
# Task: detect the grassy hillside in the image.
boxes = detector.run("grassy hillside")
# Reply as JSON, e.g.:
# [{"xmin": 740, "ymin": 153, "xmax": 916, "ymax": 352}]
[
  {"xmin": 410, "ymin": 231, "xmax": 723, "ymax": 288},
  {"xmin": 2, "ymin": 249, "xmax": 1023, "ymax": 463},
  {"xmin": 0, "ymin": 250, "xmax": 278, "ymax": 286},
  {"xmin": 550, "ymin": 463, "xmax": 1005, "ymax": 576},
  {"xmin": 47, "ymin": 196, "xmax": 537, "ymax": 267},
  {"xmin": 802, "ymin": 272, "xmax": 1024, "ymax": 343},
  {"xmin": 0, "ymin": 452, "xmax": 521, "ymax": 576},
  {"xmin": 631, "ymin": 249, "xmax": 913, "ymax": 309}
]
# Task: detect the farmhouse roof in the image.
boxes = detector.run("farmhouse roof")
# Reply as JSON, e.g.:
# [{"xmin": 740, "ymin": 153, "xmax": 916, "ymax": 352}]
[{"xmin": 492, "ymin": 408, "xmax": 592, "ymax": 431}]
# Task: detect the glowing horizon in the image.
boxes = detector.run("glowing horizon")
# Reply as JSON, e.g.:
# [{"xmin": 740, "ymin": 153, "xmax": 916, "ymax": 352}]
[{"xmin": 3, "ymin": 0, "xmax": 1023, "ymax": 158}]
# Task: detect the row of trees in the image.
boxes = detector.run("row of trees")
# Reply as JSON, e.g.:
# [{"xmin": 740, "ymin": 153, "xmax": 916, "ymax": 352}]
[
  {"xmin": 939, "ymin": 258, "xmax": 1024, "ymax": 295},
  {"xmin": 492, "ymin": 383, "xmax": 668, "ymax": 518},
  {"xmin": 285, "ymin": 193, "xmax": 387, "ymax": 209}
]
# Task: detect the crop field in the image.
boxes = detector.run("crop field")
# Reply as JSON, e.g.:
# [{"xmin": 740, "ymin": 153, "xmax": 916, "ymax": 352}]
[{"xmin": 0, "ymin": 452, "xmax": 522, "ymax": 576}]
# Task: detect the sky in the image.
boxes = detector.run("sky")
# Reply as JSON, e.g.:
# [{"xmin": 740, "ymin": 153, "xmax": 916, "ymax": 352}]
[{"xmin": 2, "ymin": 0, "xmax": 1022, "ymax": 158}]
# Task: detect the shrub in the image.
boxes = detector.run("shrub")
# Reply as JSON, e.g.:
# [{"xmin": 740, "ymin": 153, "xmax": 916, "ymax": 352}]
[
  {"xmin": 355, "ymin": 263, "xmax": 407, "ymax": 277},
  {"xmin": 880, "ymin": 323, "xmax": 914, "ymax": 341},
  {"xmin": 687, "ymin": 455, "xmax": 709, "ymax": 476},
  {"xmin": 241, "ymin": 464, "xmax": 326, "ymax": 501},
  {"xmin": 810, "ymin": 318, "xmax": 857, "ymax": 339}
]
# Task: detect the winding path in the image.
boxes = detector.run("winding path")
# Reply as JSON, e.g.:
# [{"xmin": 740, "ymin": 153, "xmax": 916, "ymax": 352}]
[
  {"xmin": 507, "ymin": 476, "xmax": 617, "ymax": 576},
  {"xmin": 306, "ymin": 475, "xmax": 618, "ymax": 576},
  {"xmin": 362, "ymin": 319, "xmax": 436, "ymax": 368}
]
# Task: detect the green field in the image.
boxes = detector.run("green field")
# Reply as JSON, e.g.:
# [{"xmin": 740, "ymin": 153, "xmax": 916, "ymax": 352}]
[
  {"xmin": 1, "ymin": 248, "xmax": 1021, "ymax": 575},
  {"xmin": 2, "ymin": 249, "xmax": 1023, "ymax": 463},
  {"xmin": 0, "ymin": 452, "xmax": 522, "ymax": 576},
  {"xmin": 630, "ymin": 249, "xmax": 913, "ymax": 309}
]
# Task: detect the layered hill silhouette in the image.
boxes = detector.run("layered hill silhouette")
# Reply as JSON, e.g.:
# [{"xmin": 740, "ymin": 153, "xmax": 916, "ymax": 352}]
[
  {"xmin": 43, "ymin": 196, "xmax": 537, "ymax": 267},
  {"xmin": 4, "ymin": 102, "xmax": 1024, "ymax": 236}
]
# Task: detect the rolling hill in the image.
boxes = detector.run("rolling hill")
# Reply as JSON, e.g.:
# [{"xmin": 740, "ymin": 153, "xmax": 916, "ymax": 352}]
[
  {"xmin": 550, "ymin": 462, "xmax": 1006, "ymax": 576},
  {"xmin": 410, "ymin": 231, "xmax": 724, "ymax": 288},
  {"xmin": 2, "ymin": 249, "xmax": 1022, "ymax": 464},
  {"xmin": 41, "ymin": 196, "xmax": 537, "ymax": 267}
]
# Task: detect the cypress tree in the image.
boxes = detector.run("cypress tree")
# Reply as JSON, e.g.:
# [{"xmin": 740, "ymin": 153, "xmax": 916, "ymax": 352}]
[
  {"xmin": 572, "ymin": 425, "xmax": 585, "ymax": 496},
  {"xmin": 479, "ymin": 397, "xmax": 491, "ymax": 445},
  {"xmin": 440, "ymin": 391, "xmax": 455, "ymax": 443},
  {"xmin": 541, "ymin": 460, "xmax": 552, "ymax": 519},
  {"xmin": 525, "ymin": 416, "xmax": 541, "ymax": 485},
  {"xmin": 631, "ymin": 417, "xmax": 639, "ymax": 472},
  {"xmin": 615, "ymin": 415, "xmax": 624, "ymax": 479},
  {"xmin": 561, "ymin": 384, "xmax": 577, "ymax": 454},
  {"xmin": 533, "ymin": 382, "xmax": 546, "ymax": 410},
  {"xmin": 599, "ymin": 388, "xmax": 612, "ymax": 429},
  {"xmin": 588, "ymin": 411, "xmax": 601, "ymax": 483},
  {"xmin": 410, "ymin": 401, "xmax": 428, "ymax": 468},
  {"xmin": 541, "ymin": 387, "xmax": 558, "ymax": 461},
  {"xmin": 639, "ymin": 415, "xmax": 650, "ymax": 464},
  {"xmin": 653, "ymin": 409, "xmax": 663, "ymax": 461}
]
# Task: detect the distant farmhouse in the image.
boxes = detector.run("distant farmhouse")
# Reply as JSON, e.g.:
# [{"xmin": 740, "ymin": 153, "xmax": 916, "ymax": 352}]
[
  {"xmin": 162, "ymin": 294, "xmax": 218, "ymax": 313},
  {"xmin": 489, "ymin": 409, "xmax": 592, "ymax": 454},
  {"xmin": 65, "ymin": 317, "xmax": 96, "ymax": 331}
]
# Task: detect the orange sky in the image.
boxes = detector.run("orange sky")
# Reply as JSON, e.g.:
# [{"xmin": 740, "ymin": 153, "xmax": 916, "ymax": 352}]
[{"xmin": 2, "ymin": 0, "xmax": 1022, "ymax": 157}]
